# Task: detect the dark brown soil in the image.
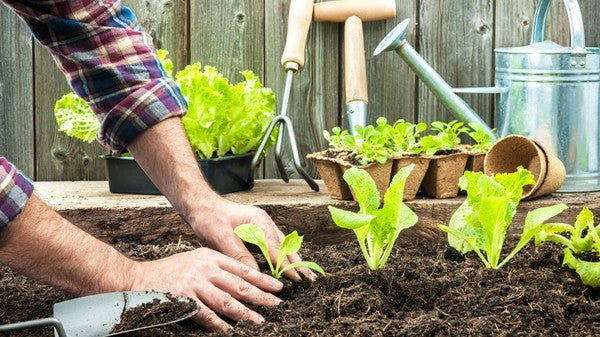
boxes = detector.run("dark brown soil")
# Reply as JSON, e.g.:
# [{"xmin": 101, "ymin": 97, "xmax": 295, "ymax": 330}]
[
  {"xmin": 325, "ymin": 149, "xmax": 364, "ymax": 166},
  {"xmin": 1, "ymin": 236, "xmax": 600, "ymax": 336},
  {"xmin": 110, "ymin": 293, "xmax": 198, "ymax": 333}
]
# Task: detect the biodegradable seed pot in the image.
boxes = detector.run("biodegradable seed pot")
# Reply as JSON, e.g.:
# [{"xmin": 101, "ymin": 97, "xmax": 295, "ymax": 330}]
[
  {"xmin": 422, "ymin": 151, "xmax": 469, "ymax": 199},
  {"xmin": 391, "ymin": 155, "xmax": 431, "ymax": 201},
  {"xmin": 306, "ymin": 151, "xmax": 352, "ymax": 200}
]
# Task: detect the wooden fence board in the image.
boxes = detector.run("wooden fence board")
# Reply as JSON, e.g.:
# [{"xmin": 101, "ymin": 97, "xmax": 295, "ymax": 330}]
[
  {"xmin": 417, "ymin": 0, "xmax": 494, "ymax": 128},
  {"xmin": 0, "ymin": 5, "xmax": 34, "ymax": 177},
  {"xmin": 356, "ymin": 0, "xmax": 419, "ymax": 126},
  {"xmin": 189, "ymin": 1, "xmax": 264, "ymax": 83},
  {"xmin": 262, "ymin": 0, "xmax": 340, "ymax": 180}
]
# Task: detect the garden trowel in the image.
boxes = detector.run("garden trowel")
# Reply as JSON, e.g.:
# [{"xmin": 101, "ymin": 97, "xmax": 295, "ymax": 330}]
[{"xmin": 0, "ymin": 291, "xmax": 198, "ymax": 337}]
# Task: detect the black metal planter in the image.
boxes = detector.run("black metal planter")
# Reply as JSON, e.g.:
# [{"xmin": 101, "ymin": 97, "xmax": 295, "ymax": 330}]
[{"xmin": 101, "ymin": 153, "xmax": 255, "ymax": 195}]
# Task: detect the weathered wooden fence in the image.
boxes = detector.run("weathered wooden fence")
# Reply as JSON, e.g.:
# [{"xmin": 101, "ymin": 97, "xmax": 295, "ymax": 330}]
[{"xmin": 1, "ymin": 0, "xmax": 599, "ymax": 181}]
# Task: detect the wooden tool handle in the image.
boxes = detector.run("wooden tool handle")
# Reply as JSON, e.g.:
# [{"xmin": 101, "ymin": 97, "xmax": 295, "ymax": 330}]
[
  {"xmin": 344, "ymin": 16, "xmax": 368, "ymax": 103},
  {"xmin": 314, "ymin": 0, "xmax": 396, "ymax": 23},
  {"xmin": 281, "ymin": 0, "xmax": 315, "ymax": 69}
]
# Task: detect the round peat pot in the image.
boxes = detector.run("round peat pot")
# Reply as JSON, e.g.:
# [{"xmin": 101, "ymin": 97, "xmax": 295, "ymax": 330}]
[
  {"xmin": 197, "ymin": 153, "xmax": 255, "ymax": 194},
  {"xmin": 100, "ymin": 155, "xmax": 161, "ymax": 195}
]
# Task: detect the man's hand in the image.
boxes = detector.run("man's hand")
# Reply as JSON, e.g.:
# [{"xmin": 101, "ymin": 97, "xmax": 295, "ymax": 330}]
[
  {"xmin": 131, "ymin": 247, "xmax": 283, "ymax": 331},
  {"xmin": 127, "ymin": 118, "xmax": 317, "ymax": 282},
  {"xmin": 188, "ymin": 200, "xmax": 317, "ymax": 282}
]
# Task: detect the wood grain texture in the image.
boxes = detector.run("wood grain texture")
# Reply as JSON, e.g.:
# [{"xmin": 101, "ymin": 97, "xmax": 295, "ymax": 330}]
[
  {"xmin": 496, "ymin": 0, "xmax": 600, "ymax": 49},
  {"xmin": 122, "ymin": 0, "xmax": 188, "ymax": 72},
  {"xmin": 0, "ymin": 5, "xmax": 34, "ymax": 177},
  {"xmin": 263, "ymin": 0, "xmax": 340, "ymax": 180},
  {"xmin": 417, "ymin": 0, "xmax": 494, "ymax": 127},
  {"xmin": 189, "ymin": 0, "xmax": 264, "ymax": 83},
  {"xmin": 361, "ymin": 0, "xmax": 419, "ymax": 127},
  {"xmin": 33, "ymin": 44, "xmax": 107, "ymax": 181}
]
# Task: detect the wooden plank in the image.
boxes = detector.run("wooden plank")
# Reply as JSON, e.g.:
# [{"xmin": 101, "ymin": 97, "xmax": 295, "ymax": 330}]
[
  {"xmin": 417, "ymin": 0, "xmax": 494, "ymax": 127},
  {"xmin": 122, "ymin": 0, "xmax": 188, "ymax": 72},
  {"xmin": 262, "ymin": 0, "xmax": 340, "ymax": 179},
  {"xmin": 34, "ymin": 0, "xmax": 188, "ymax": 181},
  {"xmin": 189, "ymin": 1, "xmax": 264, "ymax": 83},
  {"xmin": 0, "ymin": 5, "xmax": 34, "ymax": 177},
  {"xmin": 34, "ymin": 45, "xmax": 107, "ymax": 181},
  {"xmin": 496, "ymin": 0, "xmax": 600, "ymax": 49},
  {"xmin": 354, "ymin": 0, "xmax": 419, "ymax": 126}
]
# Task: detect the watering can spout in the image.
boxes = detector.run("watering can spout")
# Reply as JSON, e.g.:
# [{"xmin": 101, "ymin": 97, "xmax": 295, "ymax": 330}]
[{"xmin": 374, "ymin": 19, "xmax": 497, "ymax": 139}]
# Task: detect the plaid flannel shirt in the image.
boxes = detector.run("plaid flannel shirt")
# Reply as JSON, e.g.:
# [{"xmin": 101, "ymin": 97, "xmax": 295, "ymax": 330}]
[{"xmin": 0, "ymin": 0, "xmax": 187, "ymax": 230}]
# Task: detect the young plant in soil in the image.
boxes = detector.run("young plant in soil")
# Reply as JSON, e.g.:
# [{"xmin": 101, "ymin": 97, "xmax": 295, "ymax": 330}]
[
  {"xmin": 343, "ymin": 117, "xmax": 392, "ymax": 165},
  {"xmin": 323, "ymin": 126, "xmax": 350, "ymax": 151},
  {"xmin": 535, "ymin": 207, "xmax": 600, "ymax": 287},
  {"xmin": 438, "ymin": 168, "xmax": 568, "ymax": 269},
  {"xmin": 466, "ymin": 122, "xmax": 495, "ymax": 153},
  {"xmin": 430, "ymin": 120, "xmax": 469, "ymax": 150},
  {"xmin": 328, "ymin": 165, "xmax": 418, "ymax": 270},
  {"xmin": 234, "ymin": 224, "xmax": 326, "ymax": 279},
  {"xmin": 387, "ymin": 119, "xmax": 427, "ymax": 156}
]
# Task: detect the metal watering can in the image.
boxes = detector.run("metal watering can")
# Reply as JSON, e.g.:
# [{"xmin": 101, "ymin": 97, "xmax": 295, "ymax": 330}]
[{"xmin": 374, "ymin": 0, "xmax": 600, "ymax": 192}]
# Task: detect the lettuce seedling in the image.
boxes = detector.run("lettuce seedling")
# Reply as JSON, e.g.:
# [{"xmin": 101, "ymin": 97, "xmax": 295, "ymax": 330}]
[
  {"xmin": 438, "ymin": 168, "xmax": 567, "ymax": 269},
  {"xmin": 323, "ymin": 126, "xmax": 350, "ymax": 151},
  {"xmin": 387, "ymin": 120, "xmax": 427, "ymax": 155},
  {"xmin": 328, "ymin": 165, "xmax": 418, "ymax": 270},
  {"xmin": 234, "ymin": 224, "xmax": 326, "ymax": 279},
  {"xmin": 467, "ymin": 122, "xmax": 495, "ymax": 153},
  {"xmin": 343, "ymin": 117, "xmax": 392, "ymax": 165},
  {"xmin": 431, "ymin": 120, "xmax": 469, "ymax": 148},
  {"xmin": 535, "ymin": 208, "xmax": 600, "ymax": 287}
]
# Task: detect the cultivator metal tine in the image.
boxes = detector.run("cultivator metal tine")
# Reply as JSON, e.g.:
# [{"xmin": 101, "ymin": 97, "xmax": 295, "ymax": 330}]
[
  {"xmin": 251, "ymin": 68, "xmax": 319, "ymax": 192},
  {"xmin": 251, "ymin": 115, "xmax": 319, "ymax": 192}
]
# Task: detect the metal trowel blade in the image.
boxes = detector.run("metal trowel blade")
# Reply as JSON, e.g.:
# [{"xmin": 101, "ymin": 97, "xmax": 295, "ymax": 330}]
[{"xmin": 53, "ymin": 291, "xmax": 198, "ymax": 337}]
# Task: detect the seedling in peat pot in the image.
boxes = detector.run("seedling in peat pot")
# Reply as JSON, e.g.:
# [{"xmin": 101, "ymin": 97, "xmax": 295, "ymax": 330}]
[
  {"xmin": 328, "ymin": 165, "xmax": 418, "ymax": 270},
  {"xmin": 535, "ymin": 208, "xmax": 600, "ymax": 287},
  {"xmin": 466, "ymin": 122, "xmax": 495, "ymax": 153},
  {"xmin": 234, "ymin": 224, "xmax": 326, "ymax": 279},
  {"xmin": 438, "ymin": 168, "xmax": 568, "ymax": 269},
  {"xmin": 343, "ymin": 117, "xmax": 392, "ymax": 165},
  {"xmin": 323, "ymin": 126, "xmax": 350, "ymax": 151},
  {"xmin": 387, "ymin": 120, "xmax": 427, "ymax": 155}
]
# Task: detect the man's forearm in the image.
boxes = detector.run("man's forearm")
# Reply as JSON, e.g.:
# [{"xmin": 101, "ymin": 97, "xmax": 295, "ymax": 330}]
[
  {"xmin": 126, "ymin": 117, "xmax": 224, "ymax": 224},
  {"xmin": 0, "ymin": 195, "xmax": 136, "ymax": 295}
]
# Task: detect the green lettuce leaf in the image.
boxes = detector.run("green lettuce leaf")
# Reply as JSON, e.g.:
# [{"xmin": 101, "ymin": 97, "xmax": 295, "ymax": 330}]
[
  {"xmin": 175, "ymin": 63, "xmax": 276, "ymax": 159},
  {"xmin": 157, "ymin": 49, "xmax": 174, "ymax": 78},
  {"xmin": 54, "ymin": 93, "xmax": 101, "ymax": 143},
  {"xmin": 563, "ymin": 249, "xmax": 600, "ymax": 287}
]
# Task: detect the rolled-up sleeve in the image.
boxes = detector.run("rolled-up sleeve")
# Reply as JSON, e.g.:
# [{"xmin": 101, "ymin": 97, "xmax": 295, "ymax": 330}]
[
  {"xmin": 3, "ymin": 0, "xmax": 187, "ymax": 153},
  {"xmin": 0, "ymin": 158, "xmax": 34, "ymax": 230}
]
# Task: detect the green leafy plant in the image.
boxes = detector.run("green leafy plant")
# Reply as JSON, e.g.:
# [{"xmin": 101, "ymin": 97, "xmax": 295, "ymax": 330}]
[
  {"xmin": 323, "ymin": 126, "xmax": 350, "ymax": 150},
  {"xmin": 328, "ymin": 165, "xmax": 418, "ymax": 270},
  {"xmin": 343, "ymin": 117, "xmax": 392, "ymax": 165},
  {"xmin": 387, "ymin": 120, "xmax": 427, "ymax": 155},
  {"xmin": 234, "ymin": 224, "xmax": 326, "ymax": 279},
  {"xmin": 54, "ymin": 92, "xmax": 101, "ymax": 143},
  {"xmin": 431, "ymin": 120, "xmax": 468, "ymax": 147},
  {"xmin": 535, "ymin": 208, "xmax": 600, "ymax": 287},
  {"xmin": 467, "ymin": 122, "xmax": 495, "ymax": 153},
  {"xmin": 438, "ymin": 168, "xmax": 567, "ymax": 269},
  {"xmin": 157, "ymin": 49, "xmax": 174, "ymax": 78},
  {"xmin": 175, "ymin": 63, "xmax": 277, "ymax": 159},
  {"xmin": 418, "ymin": 134, "xmax": 444, "ymax": 156}
]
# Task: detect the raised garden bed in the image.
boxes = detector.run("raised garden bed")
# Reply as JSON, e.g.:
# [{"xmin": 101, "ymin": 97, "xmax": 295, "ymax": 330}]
[{"xmin": 3, "ymin": 181, "xmax": 600, "ymax": 336}]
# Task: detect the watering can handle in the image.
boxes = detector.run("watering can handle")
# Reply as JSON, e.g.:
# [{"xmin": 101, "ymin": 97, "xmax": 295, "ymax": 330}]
[{"xmin": 531, "ymin": 0, "xmax": 586, "ymax": 54}]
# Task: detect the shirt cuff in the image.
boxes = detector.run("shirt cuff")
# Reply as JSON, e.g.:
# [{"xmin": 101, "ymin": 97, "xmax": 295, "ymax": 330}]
[
  {"xmin": 96, "ymin": 77, "xmax": 187, "ymax": 154},
  {"xmin": 0, "ymin": 158, "xmax": 34, "ymax": 230}
]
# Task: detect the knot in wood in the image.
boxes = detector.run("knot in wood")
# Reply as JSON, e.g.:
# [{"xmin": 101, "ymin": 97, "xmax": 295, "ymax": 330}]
[{"xmin": 235, "ymin": 11, "xmax": 246, "ymax": 23}]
